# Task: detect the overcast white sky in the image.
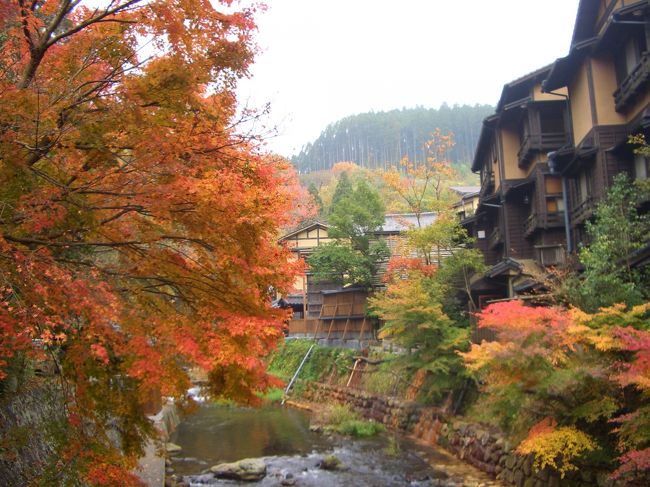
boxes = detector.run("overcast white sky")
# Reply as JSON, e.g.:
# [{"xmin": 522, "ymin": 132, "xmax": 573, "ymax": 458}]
[{"xmin": 236, "ymin": 0, "xmax": 581, "ymax": 157}]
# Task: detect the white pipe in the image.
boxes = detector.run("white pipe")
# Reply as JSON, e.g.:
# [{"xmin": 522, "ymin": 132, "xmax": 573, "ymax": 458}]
[{"xmin": 281, "ymin": 344, "xmax": 314, "ymax": 405}]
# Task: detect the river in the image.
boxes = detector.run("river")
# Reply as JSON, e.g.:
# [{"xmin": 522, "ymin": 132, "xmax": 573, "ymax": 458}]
[{"xmin": 168, "ymin": 402, "xmax": 502, "ymax": 486}]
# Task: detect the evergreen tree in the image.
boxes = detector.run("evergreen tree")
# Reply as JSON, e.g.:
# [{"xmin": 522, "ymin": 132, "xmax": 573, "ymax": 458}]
[
  {"xmin": 329, "ymin": 171, "xmax": 353, "ymax": 212},
  {"xmin": 307, "ymin": 182, "xmax": 323, "ymax": 215},
  {"xmin": 291, "ymin": 104, "xmax": 494, "ymax": 173},
  {"xmin": 309, "ymin": 180, "xmax": 388, "ymax": 287}
]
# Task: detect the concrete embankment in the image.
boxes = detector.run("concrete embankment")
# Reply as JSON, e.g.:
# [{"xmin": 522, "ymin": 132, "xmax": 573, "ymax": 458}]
[{"xmin": 136, "ymin": 400, "xmax": 181, "ymax": 487}]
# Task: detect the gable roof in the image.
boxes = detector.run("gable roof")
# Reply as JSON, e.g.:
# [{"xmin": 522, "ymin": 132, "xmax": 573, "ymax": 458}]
[
  {"xmin": 471, "ymin": 114, "xmax": 499, "ymax": 172},
  {"xmin": 279, "ymin": 220, "xmax": 330, "ymax": 241},
  {"xmin": 495, "ymin": 64, "xmax": 553, "ymax": 112},
  {"xmin": 570, "ymin": 0, "xmax": 600, "ymax": 47}
]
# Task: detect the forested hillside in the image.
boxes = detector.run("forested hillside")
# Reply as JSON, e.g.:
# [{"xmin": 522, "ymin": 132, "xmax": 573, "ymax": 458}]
[{"xmin": 291, "ymin": 104, "xmax": 494, "ymax": 172}]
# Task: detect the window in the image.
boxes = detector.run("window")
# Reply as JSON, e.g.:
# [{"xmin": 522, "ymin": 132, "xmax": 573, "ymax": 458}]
[
  {"xmin": 635, "ymin": 153, "xmax": 649, "ymax": 180},
  {"xmin": 539, "ymin": 104, "xmax": 566, "ymax": 135},
  {"xmin": 615, "ymin": 29, "xmax": 647, "ymax": 84},
  {"xmin": 538, "ymin": 245, "xmax": 566, "ymax": 266},
  {"xmin": 578, "ymin": 170, "xmax": 592, "ymax": 203},
  {"xmin": 546, "ymin": 197, "xmax": 565, "ymax": 212}
]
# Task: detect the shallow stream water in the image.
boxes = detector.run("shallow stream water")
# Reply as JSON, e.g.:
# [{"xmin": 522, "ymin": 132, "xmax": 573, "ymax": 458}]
[{"xmin": 169, "ymin": 402, "xmax": 502, "ymax": 486}]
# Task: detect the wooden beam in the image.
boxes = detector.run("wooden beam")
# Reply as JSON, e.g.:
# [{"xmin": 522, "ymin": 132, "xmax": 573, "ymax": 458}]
[
  {"xmin": 341, "ymin": 317, "xmax": 350, "ymax": 342},
  {"xmin": 326, "ymin": 318, "xmax": 335, "ymax": 340},
  {"xmin": 326, "ymin": 304, "xmax": 338, "ymax": 340},
  {"xmin": 358, "ymin": 316, "xmax": 367, "ymax": 344}
]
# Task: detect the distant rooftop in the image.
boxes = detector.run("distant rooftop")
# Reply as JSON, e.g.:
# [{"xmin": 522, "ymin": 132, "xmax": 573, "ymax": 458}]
[
  {"xmin": 380, "ymin": 212, "xmax": 437, "ymax": 233},
  {"xmin": 450, "ymin": 186, "xmax": 480, "ymax": 196}
]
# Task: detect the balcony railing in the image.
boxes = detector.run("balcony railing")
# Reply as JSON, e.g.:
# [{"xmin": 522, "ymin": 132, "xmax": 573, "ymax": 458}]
[
  {"xmin": 524, "ymin": 211, "xmax": 565, "ymax": 237},
  {"xmin": 524, "ymin": 213, "xmax": 539, "ymax": 237},
  {"xmin": 615, "ymin": 51, "xmax": 650, "ymax": 112},
  {"xmin": 518, "ymin": 132, "xmax": 568, "ymax": 167},
  {"xmin": 480, "ymin": 172, "xmax": 495, "ymax": 198},
  {"xmin": 571, "ymin": 197, "xmax": 595, "ymax": 224}
]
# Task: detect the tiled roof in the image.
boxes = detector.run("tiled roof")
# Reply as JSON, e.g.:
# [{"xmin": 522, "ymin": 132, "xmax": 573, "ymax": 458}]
[
  {"xmin": 450, "ymin": 186, "xmax": 481, "ymax": 195},
  {"xmin": 380, "ymin": 212, "xmax": 437, "ymax": 233}
]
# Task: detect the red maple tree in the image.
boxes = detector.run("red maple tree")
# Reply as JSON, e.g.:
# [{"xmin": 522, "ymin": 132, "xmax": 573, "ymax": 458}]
[{"xmin": 0, "ymin": 1, "xmax": 307, "ymax": 483}]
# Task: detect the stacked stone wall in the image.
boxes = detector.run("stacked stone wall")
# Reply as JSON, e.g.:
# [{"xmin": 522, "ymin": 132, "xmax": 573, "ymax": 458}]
[{"xmin": 300, "ymin": 382, "xmax": 625, "ymax": 487}]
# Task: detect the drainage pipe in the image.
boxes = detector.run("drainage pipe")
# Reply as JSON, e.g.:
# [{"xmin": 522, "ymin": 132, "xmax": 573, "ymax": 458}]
[{"xmin": 281, "ymin": 344, "xmax": 314, "ymax": 405}]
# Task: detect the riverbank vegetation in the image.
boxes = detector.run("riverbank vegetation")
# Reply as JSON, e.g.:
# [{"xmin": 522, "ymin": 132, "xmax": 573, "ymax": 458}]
[
  {"xmin": 463, "ymin": 176, "xmax": 650, "ymax": 483},
  {"xmin": 313, "ymin": 403, "xmax": 385, "ymax": 438}
]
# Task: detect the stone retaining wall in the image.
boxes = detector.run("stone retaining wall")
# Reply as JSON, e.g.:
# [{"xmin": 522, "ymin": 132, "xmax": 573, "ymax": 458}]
[
  {"xmin": 0, "ymin": 382, "xmax": 64, "ymax": 486},
  {"xmin": 299, "ymin": 382, "xmax": 624, "ymax": 487},
  {"xmin": 301, "ymin": 382, "xmax": 425, "ymax": 433}
]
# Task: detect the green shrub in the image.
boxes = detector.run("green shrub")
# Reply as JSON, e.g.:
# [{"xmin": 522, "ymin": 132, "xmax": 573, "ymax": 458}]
[
  {"xmin": 313, "ymin": 403, "xmax": 384, "ymax": 437},
  {"xmin": 361, "ymin": 355, "xmax": 406, "ymax": 396},
  {"xmin": 256, "ymin": 387, "xmax": 284, "ymax": 404},
  {"xmin": 318, "ymin": 403, "xmax": 357, "ymax": 425},
  {"xmin": 336, "ymin": 419, "xmax": 384, "ymax": 437},
  {"xmin": 267, "ymin": 339, "xmax": 356, "ymax": 385}
]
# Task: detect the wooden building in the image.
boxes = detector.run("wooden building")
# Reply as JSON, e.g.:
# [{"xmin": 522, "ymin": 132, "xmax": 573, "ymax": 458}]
[
  {"xmin": 278, "ymin": 213, "xmax": 440, "ymax": 347},
  {"xmin": 451, "ymin": 186, "xmax": 480, "ymax": 220},
  {"xmin": 277, "ymin": 220, "xmax": 334, "ymax": 319},
  {"xmin": 463, "ymin": 0, "xmax": 650, "ymax": 326},
  {"xmin": 465, "ymin": 65, "xmax": 570, "ymax": 305},
  {"xmin": 542, "ymin": 0, "xmax": 650, "ymax": 251}
]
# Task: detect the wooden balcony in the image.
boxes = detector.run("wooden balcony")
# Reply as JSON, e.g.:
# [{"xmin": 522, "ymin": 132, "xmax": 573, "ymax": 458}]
[
  {"xmin": 615, "ymin": 52, "xmax": 650, "ymax": 112},
  {"xmin": 488, "ymin": 227, "xmax": 503, "ymax": 249},
  {"xmin": 319, "ymin": 302, "xmax": 366, "ymax": 319},
  {"xmin": 524, "ymin": 211, "xmax": 565, "ymax": 237},
  {"xmin": 571, "ymin": 197, "xmax": 595, "ymax": 224},
  {"xmin": 518, "ymin": 132, "xmax": 568, "ymax": 168},
  {"xmin": 479, "ymin": 172, "xmax": 495, "ymax": 198}
]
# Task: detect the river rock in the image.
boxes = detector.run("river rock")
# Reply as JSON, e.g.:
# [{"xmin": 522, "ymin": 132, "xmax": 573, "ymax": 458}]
[
  {"xmin": 318, "ymin": 454, "xmax": 345, "ymax": 471},
  {"xmin": 210, "ymin": 458, "xmax": 267, "ymax": 481},
  {"xmin": 166, "ymin": 442, "xmax": 183, "ymax": 453}
]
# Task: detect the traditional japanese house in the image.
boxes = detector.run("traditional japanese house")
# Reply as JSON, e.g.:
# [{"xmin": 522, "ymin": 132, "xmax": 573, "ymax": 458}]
[
  {"xmin": 461, "ymin": 0, "xmax": 650, "ymax": 340},
  {"xmin": 542, "ymin": 0, "xmax": 650, "ymax": 256},
  {"xmin": 450, "ymin": 186, "xmax": 480, "ymax": 220},
  {"xmin": 277, "ymin": 221, "xmax": 334, "ymax": 332},
  {"xmin": 465, "ymin": 65, "xmax": 571, "ymax": 306},
  {"xmin": 278, "ymin": 212, "xmax": 440, "ymax": 346}
]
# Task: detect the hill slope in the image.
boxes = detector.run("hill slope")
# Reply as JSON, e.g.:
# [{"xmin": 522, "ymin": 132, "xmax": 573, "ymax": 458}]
[{"xmin": 291, "ymin": 104, "xmax": 494, "ymax": 173}]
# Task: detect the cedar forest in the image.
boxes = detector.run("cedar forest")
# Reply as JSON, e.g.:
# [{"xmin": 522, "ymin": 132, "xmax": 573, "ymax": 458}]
[{"xmin": 1, "ymin": 1, "xmax": 650, "ymax": 486}]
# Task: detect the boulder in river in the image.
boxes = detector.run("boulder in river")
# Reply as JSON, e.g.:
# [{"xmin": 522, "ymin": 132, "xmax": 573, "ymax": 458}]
[
  {"xmin": 318, "ymin": 454, "xmax": 346, "ymax": 471},
  {"xmin": 210, "ymin": 458, "xmax": 267, "ymax": 481},
  {"xmin": 166, "ymin": 442, "xmax": 182, "ymax": 453}
]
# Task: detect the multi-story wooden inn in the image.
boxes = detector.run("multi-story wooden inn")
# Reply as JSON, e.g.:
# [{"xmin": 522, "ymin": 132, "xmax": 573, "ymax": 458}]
[{"xmin": 464, "ymin": 0, "xmax": 650, "ymax": 306}]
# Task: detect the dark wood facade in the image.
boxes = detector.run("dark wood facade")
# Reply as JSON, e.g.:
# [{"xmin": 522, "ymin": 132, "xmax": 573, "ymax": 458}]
[
  {"xmin": 287, "ymin": 287, "xmax": 377, "ymax": 349},
  {"xmin": 463, "ymin": 0, "xmax": 650, "ymax": 326},
  {"xmin": 463, "ymin": 65, "xmax": 570, "ymax": 307},
  {"xmin": 543, "ymin": 0, "xmax": 650, "ymax": 254}
]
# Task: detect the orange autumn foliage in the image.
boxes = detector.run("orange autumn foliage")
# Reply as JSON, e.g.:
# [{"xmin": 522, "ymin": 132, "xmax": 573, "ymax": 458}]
[
  {"xmin": 0, "ymin": 1, "xmax": 307, "ymax": 484},
  {"xmin": 463, "ymin": 301, "xmax": 650, "ymax": 482}
]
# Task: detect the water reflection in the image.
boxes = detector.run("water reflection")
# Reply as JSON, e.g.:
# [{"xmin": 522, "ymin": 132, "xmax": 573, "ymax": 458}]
[
  {"xmin": 170, "ymin": 403, "xmax": 503, "ymax": 486},
  {"xmin": 170, "ymin": 403, "xmax": 330, "ymax": 474}
]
